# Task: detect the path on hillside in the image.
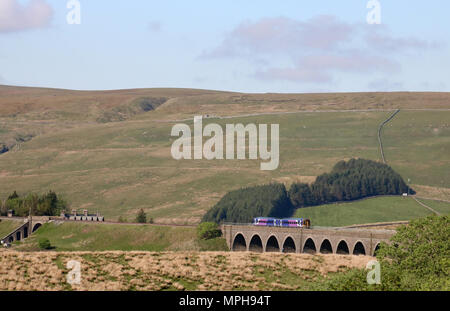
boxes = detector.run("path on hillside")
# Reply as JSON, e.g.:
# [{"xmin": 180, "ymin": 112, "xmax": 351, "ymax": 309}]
[
  {"xmin": 412, "ymin": 197, "xmax": 441, "ymax": 216},
  {"xmin": 156, "ymin": 108, "xmax": 450, "ymax": 123},
  {"xmin": 342, "ymin": 220, "xmax": 409, "ymax": 229},
  {"xmin": 377, "ymin": 109, "xmax": 400, "ymax": 164},
  {"xmin": 58, "ymin": 219, "xmax": 197, "ymax": 228}
]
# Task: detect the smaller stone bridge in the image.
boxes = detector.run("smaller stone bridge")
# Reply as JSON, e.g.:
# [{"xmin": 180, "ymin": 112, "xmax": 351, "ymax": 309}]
[
  {"xmin": 0, "ymin": 216, "xmax": 49, "ymax": 244},
  {"xmin": 222, "ymin": 224, "xmax": 396, "ymax": 256}
]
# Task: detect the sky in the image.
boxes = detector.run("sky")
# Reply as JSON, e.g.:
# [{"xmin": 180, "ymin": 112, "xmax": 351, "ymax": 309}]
[{"xmin": 0, "ymin": 0, "xmax": 449, "ymax": 93}]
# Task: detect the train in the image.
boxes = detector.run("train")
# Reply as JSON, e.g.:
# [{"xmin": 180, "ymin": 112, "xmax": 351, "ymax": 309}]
[{"xmin": 252, "ymin": 217, "xmax": 311, "ymax": 228}]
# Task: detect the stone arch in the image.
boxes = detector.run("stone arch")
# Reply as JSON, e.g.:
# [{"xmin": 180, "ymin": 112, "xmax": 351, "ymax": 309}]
[
  {"xmin": 32, "ymin": 223, "xmax": 42, "ymax": 233},
  {"xmin": 336, "ymin": 240, "xmax": 350, "ymax": 255},
  {"xmin": 319, "ymin": 239, "xmax": 333, "ymax": 254},
  {"xmin": 232, "ymin": 233, "xmax": 247, "ymax": 251},
  {"xmin": 373, "ymin": 243, "xmax": 381, "ymax": 256},
  {"xmin": 353, "ymin": 241, "xmax": 366, "ymax": 255},
  {"xmin": 8, "ymin": 236, "xmax": 14, "ymax": 243},
  {"xmin": 266, "ymin": 236, "xmax": 280, "ymax": 252},
  {"xmin": 16, "ymin": 231, "xmax": 21, "ymax": 241},
  {"xmin": 249, "ymin": 234, "xmax": 263, "ymax": 253},
  {"xmin": 302, "ymin": 237, "xmax": 316, "ymax": 254},
  {"xmin": 24, "ymin": 226, "xmax": 28, "ymax": 239},
  {"xmin": 282, "ymin": 236, "xmax": 296, "ymax": 253}
]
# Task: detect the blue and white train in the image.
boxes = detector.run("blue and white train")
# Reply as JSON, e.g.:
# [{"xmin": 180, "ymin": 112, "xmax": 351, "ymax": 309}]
[{"xmin": 252, "ymin": 217, "xmax": 311, "ymax": 228}]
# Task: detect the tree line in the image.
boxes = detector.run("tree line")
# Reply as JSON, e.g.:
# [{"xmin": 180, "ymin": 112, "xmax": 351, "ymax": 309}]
[
  {"xmin": 202, "ymin": 183, "xmax": 293, "ymax": 224},
  {"xmin": 289, "ymin": 158, "xmax": 413, "ymax": 209},
  {"xmin": 0, "ymin": 190, "xmax": 67, "ymax": 217},
  {"xmin": 203, "ymin": 158, "xmax": 413, "ymax": 224}
]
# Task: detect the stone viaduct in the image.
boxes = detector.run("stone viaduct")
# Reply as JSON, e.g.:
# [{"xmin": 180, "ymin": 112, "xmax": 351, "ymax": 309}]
[
  {"xmin": 0, "ymin": 216, "xmax": 49, "ymax": 244},
  {"xmin": 222, "ymin": 224, "xmax": 396, "ymax": 256}
]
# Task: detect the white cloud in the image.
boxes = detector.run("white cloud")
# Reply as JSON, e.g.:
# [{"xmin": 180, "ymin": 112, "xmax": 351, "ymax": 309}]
[
  {"xmin": 148, "ymin": 21, "xmax": 162, "ymax": 32},
  {"xmin": 201, "ymin": 15, "xmax": 354, "ymax": 60},
  {"xmin": 255, "ymin": 52, "xmax": 400, "ymax": 83},
  {"xmin": 364, "ymin": 25, "xmax": 437, "ymax": 52},
  {"xmin": 200, "ymin": 16, "xmax": 437, "ymax": 84},
  {"xmin": 0, "ymin": 0, "xmax": 53, "ymax": 33},
  {"xmin": 368, "ymin": 79, "xmax": 404, "ymax": 91}
]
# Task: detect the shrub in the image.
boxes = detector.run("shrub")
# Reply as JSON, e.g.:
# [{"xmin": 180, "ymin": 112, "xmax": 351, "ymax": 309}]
[
  {"xmin": 376, "ymin": 215, "xmax": 449, "ymax": 290},
  {"xmin": 326, "ymin": 215, "xmax": 449, "ymax": 291},
  {"xmin": 136, "ymin": 209, "xmax": 147, "ymax": 223},
  {"xmin": 197, "ymin": 222, "xmax": 222, "ymax": 240},
  {"xmin": 326, "ymin": 268, "xmax": 372, "ymax": 291},
  {"xmin": 38, "ymin": 238, "xmax": 52, "ymax": 250}
]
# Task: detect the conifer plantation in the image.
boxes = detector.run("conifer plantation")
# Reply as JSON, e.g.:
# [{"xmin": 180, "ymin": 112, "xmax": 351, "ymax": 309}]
[{"xmin": 203, "ymin": 159, "xmax": 413, "ymax": 224}]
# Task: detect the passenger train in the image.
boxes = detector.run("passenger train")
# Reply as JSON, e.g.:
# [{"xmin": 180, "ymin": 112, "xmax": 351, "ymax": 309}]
[{"xmin": 252, "ymin": 217, "xmax": 311, "ymax": 228}]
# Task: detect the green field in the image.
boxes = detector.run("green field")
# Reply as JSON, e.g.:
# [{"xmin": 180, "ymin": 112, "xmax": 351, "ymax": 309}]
[
  {"xmin": 382, "ymin": 111, "xmax": 450, "ymax": 188},
  {"xmin": 294, "ymin": 196, "xmax": 448, "ymax": 227},
  {"xmin": 14, "ymin": 222, "xmax": 227, "ymax": 252},
  {"xmin": 416, "ymin": 198, "xmax": 450, "ymax": 215},
  {"xmin": 0, "ymin": 87, "xmax": 449, "ymax": 224}
]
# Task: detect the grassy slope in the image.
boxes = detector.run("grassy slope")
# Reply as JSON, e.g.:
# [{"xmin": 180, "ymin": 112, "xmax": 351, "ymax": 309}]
[
  {"xmin": 0, "ymin": 86, "xmax": 449, "ymax": 224},
  {"xmin": 15, "ymin": 222, "xmax": 227, "ymax": 252},
  {"xmin": 382, "ymin": 111, "xmax": 450, "ymax": 188},
  {"xmin": 293, "ymin": 196, "xmax": 448, "ymax": 227},
  {"xmin": 1, "ymin": 110, "xmax": 448, "ymax": 223},
  {"xmin": 0, "ymin": 220, "xmax": 21, "ymax": 238},
  {"xmin": 0, "ymin": 111, "xmax": 385, "ymax": 222},
  {"xmin": 416, "ymin": 198, "xmax": 450, "ymax": 215}
]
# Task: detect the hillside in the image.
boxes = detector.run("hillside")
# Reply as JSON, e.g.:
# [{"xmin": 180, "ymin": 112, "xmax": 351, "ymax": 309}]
[
  {"xmin": 1, "ymin": 86, "xmax": 449, "ymax": 118},
  {"xmin": 13, "ymin": 222, "xmax": 227, "ymax": 252},
  {"xmin": 0, "ymin": 220, "xmax": 21, "ymax": 239},
  {"xmin": 0, "ymin": 85, "xmax": 449, "ymax": 224}
]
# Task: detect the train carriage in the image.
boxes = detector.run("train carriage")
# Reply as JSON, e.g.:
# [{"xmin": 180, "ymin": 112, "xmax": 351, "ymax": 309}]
[
  {"xmin": 253, "ymin": 217, "xmax": 311, "ymax": 228},
  {"xmin": 252, "ymin": 217, "xmax": 278, "ymax": 227}
]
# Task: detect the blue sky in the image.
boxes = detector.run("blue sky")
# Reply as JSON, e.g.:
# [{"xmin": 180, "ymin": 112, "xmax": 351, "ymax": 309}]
[{"xmin": 0, "ymin": 0, "xmax": 448, "ymax": 93}]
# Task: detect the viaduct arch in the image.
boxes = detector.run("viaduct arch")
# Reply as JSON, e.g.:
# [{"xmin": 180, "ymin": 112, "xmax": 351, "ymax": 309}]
[
  {"xmin": 222, "ymin": 225, "xmax": 395, "ymax": 256},
  {"xmin": 0, "ymin": 216, "xmax": 48, "ymax": 245}
]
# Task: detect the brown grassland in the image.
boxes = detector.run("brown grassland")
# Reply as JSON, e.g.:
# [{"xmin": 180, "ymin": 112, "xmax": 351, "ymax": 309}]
[{"xmin": 0, "ymin": 249, "xmax": 373, "ymax": 291}]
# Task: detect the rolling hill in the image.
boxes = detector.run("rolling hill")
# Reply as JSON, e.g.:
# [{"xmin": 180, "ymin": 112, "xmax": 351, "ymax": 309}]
[{"xmin": 0, "ymin": 85, "xmax": 449, "ymax": 224}]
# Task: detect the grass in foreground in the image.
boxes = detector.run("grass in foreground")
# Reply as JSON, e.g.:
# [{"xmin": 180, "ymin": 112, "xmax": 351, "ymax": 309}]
[
  {"xmin": 294, "ymin": 196, "xmax": 443, "ymax": 227},
  {"xmin": 0, "ymin": 250, "xmax": 372, "ymax": 291}
]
